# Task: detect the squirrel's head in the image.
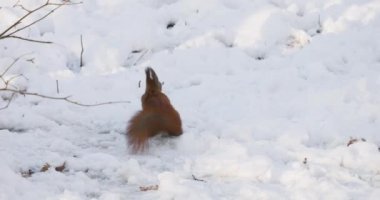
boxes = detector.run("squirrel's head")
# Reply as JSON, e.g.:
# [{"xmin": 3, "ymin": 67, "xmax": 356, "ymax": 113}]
[{"xmin": 145, "ymin": 67, "xmax": 162, "ymax": 92}]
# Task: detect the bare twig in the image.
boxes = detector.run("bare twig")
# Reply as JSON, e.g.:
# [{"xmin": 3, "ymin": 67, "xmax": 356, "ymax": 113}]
[
  {"xmin": 192, "ymin": 174, "xmax": 206, "ymax": 182},
  {"xmin": 0, "ymin": 88, "xmax": 130, "ymax": 107},
  {"xmin": 4, "ymin": 5, "xmax": 62, "ymax": 41},
  {"xmin": 56, "ymin": 80, "xmax": 59, "ymax": 94},
  {"xmin": 1, "ymin": 55, "xmax": 129, "ymax": 109},
  {"xmin": 316, "ymin": 14, "xmax": 323, "ymax": 34},
  {"xmin": 139, "ymin": 185, "xmax": 159, "ymax": 192},
  {"xmin": 80, "ymin": 34, "xmax": 84, "ymax": 67},
  {"xmin": 1, "ymin": 56, "xmax": 22, "ymax": 77},
  {"xmin": 1, "ymin": 54, "xmax": 31, "ymax": 87},
  {"xmin": 0, "ymin": 0, "xmax": 83, "ymax": 44},
  {"xmin": 133, "ymin": 49, "xmax": 150, "ymax": 66},
  {"xmin": 0, "ymin": 92, "xmax": 16, "ymax": 110},
  {"xmin": 0, "ymin": 1, "xmax": 122, "ymax": 110},
  {"xmin": 347, "ymin": 137, "xmax": 366, "ymax": 147},
  {"xmin": 26, "ymin": 58, "xmax": 35, "ymax": 63},
  {"xmin": 5, "ymin": 74, "xmax": 27, "ymax": 85},
  {"xmin": 13, "ymin": 2, "xmax": 32, "ymax": 12},
  {"xmin": 0, "ymin": 1, "xmax": 48, "ymax": 37},
  {"xmin": 6, "ymin": 35, "xmax": 52, "ymax": 44},
  {"xmin": 12, "ymin": 0, "xmax": 22, "ymax": 8}
]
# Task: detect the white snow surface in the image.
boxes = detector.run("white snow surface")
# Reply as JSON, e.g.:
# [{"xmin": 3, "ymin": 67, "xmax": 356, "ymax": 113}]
[{"xmin": 1, "ymin": 0, "xmax": 380, "ymax": 199}]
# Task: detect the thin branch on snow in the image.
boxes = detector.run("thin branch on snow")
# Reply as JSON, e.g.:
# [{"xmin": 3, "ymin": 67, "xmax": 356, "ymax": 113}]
[
  {"xmin": 316, "ymin": 14, "xmax": 323, "ymax": 34},
  {"xmin": 139, "ymin": 185, "xmax": 159, "ymax": 192},
  {"xmin": 80, "ymin": 34, "xmax": 84, "ymax": 67},
  {"xmin": 133, "ymin": 49, "xmax": 150, "ymax": 66},
  {"xmin": 1, "ymin": 55, "xmax": 23, "ymax": 77},
  {"xmin": 56, "ymin": 80, "xmax": 60, "ymax": 94},
  {"xmin": 192, "ymin": 174, "xmax": 206, "ymax": 182},
  {"xmin": 6, "ymin": 35, "xmax": 53, "ymax": 44},
  {"xmin": 4, "ymin": 74, "xmax": 28, "ymax": 88},
  {"xmin": 0, "ymin": 56, "xmax": 130, "ymax": 109},
  {"xmin": 0, "ymin": 88, "xmax": 131, "ymax": 107},
  {"xmin": 0, "ymin": 54, "xmax": 31, "ymax": 89},
  {"xmin": 0, "ymin": 92, "xmax": 16, "ymax": 110},
  {"xmin": 13, "ymin": 1, "xmax": 32, "ymax": 12},
  {"xmin": 347, "ymin": 137, "xmax": 366, "ymax": 147},
  {"xmin": 0, "ymin": 0, "xmax": 83, "ymax": 44},
  {"xmin": 0, "ymin": 1, "xmax": 128, "ymax": 110}
]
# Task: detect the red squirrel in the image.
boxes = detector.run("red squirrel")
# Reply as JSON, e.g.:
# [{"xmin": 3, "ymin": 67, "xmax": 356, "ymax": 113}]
[{"xmin": 126, "ymin": 67, "xmax": 183, "ymax": 153}]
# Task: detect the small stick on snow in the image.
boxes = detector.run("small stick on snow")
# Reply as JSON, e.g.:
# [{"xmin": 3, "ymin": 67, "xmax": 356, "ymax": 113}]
[
  {"xmin": 316, "ymin": 14, "xmax": 323, "ymax": 34},
  {"xmin": 139, "ymin": 185, "xmax": 159, "ymax": 191},
  {"xmin": 80, "ymin": 34, "xmax": 84, "ymax": 67},
  {"xmin": 192, "ymin": 174, "xmax": 206, "ymax": 182},
  {"xmin": 0, "ymin": 0, "xmax": 83, "ymax": 44},
  {"xmin": 0, "ymin": 55, "xmax": 129, "ymax": 109},
  {"xmin": 132, "ymin": 49, "xmax": 150, "ymax": 66},
  {"xmin": 0, "ymin": 93, "xmax": 16, "ymax": 110},
  {"xmin": 347, "ymin": 138, "xmax": 366, "ymax": 147},
  {"xmin": 0, "ymin": 88, "xmax": 131, "ymax": 107},
  {"xmin": 56, "ymin": 80, "xmax": 60, "ymax": 94}
]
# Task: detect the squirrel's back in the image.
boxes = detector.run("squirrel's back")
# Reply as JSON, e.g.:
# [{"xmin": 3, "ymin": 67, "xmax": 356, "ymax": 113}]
[{"xmin": 126, "ymin": 67, "xmax": 182, "ymax": 153}]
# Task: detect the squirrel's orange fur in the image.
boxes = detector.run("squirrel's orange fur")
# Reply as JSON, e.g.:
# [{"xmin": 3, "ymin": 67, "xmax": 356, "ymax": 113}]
[{"xmin": 126, "ymin": 67, "xmax": 182, "ymax": 153}]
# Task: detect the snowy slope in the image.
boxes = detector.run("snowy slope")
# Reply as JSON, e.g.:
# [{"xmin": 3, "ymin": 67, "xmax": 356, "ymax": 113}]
[{"xmin": 1, "ymin": 0, "xmax": 380, "ymax": 199}]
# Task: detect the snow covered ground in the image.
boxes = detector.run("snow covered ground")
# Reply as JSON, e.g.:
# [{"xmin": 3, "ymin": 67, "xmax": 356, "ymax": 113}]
[{"xmin": 1, "ymin": 0, "xmax": 380, "ymax": 199}]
